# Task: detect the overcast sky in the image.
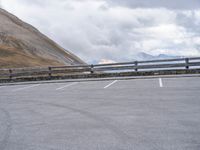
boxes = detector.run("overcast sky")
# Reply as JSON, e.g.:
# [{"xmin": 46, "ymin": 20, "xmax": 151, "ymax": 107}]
[{"xmin": 1, "ymin": 0, "xmax": 200, "ymax": 63}]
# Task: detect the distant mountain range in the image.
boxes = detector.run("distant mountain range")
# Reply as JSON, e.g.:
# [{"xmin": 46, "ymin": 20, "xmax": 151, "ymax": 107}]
[
  {"xmin": 0, "ymin": 8, "xmax": 85, "ymax": 69},
  {"xmin": 135, "ymin": 52, "xmax": 182, "ymax": 61},
  {"xmin": 95, "ymin": 52, "xmax": 182, "ymax": 64}
]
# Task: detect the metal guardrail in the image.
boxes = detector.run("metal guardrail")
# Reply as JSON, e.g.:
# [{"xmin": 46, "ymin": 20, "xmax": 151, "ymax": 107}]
[{"xmin": 0, "ymin": 57, "xmax": 200, "ymax": 80}]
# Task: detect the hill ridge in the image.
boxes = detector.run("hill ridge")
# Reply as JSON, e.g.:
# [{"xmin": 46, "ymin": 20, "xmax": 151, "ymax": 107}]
[{"xmin": 0, "ymin": 8, "xmax": 85, "ymax": 68}]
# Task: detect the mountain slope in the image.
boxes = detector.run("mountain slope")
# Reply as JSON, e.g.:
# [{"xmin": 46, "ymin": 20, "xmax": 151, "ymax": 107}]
[{"xmin": 0, "ymin": 8, "xmax": 85, "ymax": 68}]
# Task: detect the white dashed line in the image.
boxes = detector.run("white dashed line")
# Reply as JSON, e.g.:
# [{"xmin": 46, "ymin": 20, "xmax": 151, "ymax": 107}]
[
  {"xmin": 104, "ymin": 80, "xmax": 118, "ymax": 89},
  {"xmin": 56, "ymin": 82, "xmax": 78, "ymax": 91},
  {"xmin": 159, "ymin": 78, "xmax": 163, "ymax": 88},
  {"xmin": 13, "ymin": 84, "xmax": 40, "ymax": 92}
]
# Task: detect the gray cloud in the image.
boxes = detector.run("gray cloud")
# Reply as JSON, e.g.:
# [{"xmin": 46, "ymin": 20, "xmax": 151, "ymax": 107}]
[
  {"xmin": 1, "ymin": 0, "xmax": 200, "ymax": 63},
  {"xmin": 107, "ymin": 0, "xmax": 200, "ymax": 10}
]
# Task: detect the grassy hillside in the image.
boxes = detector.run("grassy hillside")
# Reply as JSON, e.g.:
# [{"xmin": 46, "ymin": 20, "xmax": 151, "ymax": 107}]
[
  {"xmin": 0, "ymin": 45, "xmax": 62, "ymax": 68},
  {"xmin": 0, "ymin": 8, "xmax": 85, "ymax": 69}
]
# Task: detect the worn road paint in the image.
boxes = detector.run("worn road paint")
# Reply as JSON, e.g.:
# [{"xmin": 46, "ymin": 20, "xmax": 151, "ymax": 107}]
[
  {"xmin": 104, "ymin": 80, "xmax": 118, "ymax": 89},
  {"xmin": 13, "ymin": 84, "xmax": 40, "ymax": 92},
  {"xmin": 159, "ymin": 78, "xmax": 163, "ymax": 87},
  {"xmin": 56, "ymin": 82, "xmax": 78, "ymax": 90}
]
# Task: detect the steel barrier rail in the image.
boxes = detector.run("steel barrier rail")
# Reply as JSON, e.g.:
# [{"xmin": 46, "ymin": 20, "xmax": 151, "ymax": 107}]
[{"xmin": 0, "ymin": 57, "xmax": 200, "ymax": 80}]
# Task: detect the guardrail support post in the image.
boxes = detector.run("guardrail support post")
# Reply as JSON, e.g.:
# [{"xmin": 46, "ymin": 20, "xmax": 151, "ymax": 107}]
[
  {"xmin": 48, "ymin": 67, "xmax": 52, "ymax": 78},
  {"xmin": 9, "ymin": 69, "xmax": 12, "ymax": 80},
  {"xmin": 135, "ymin": 61, "xmax": 138, "ymax": 72},
  {"xmin": 185, "ymin": 58, "xmax": 189, "ymax": 70},
  {"xmin": 90, "ymin": 64, "xmax": 94, "ymax": 74}
]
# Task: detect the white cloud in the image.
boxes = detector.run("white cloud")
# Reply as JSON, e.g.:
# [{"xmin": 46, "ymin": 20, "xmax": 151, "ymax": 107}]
[{"xmin": 1, "ymin": 0, "xmax": 200, "ymax": 63}]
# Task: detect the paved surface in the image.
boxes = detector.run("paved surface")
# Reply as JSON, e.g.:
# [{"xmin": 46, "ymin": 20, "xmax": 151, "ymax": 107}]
[{"xmin": 0, "ymin": 76, "xmax": 200, "ymax": 150}]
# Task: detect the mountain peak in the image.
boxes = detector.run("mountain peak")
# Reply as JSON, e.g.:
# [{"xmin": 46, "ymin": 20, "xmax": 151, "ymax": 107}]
[{"xmin": 136, "ymin": 52, "xmax": 182, "ymax": 60}]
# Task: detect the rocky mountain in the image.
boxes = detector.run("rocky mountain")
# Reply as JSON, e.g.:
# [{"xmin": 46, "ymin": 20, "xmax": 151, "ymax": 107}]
[
  {"xmin": 136, "ymin": 52, "xmax": 182, "ymax": 60},
  {"xmin": 0, "ymin": 8, "xmax": 85, "ymax": 69}
]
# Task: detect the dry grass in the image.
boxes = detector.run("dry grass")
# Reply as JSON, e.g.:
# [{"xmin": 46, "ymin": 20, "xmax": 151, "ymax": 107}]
[{"xmin": 0, "ymin": 45, "xmax": 63, "ymax": 69}]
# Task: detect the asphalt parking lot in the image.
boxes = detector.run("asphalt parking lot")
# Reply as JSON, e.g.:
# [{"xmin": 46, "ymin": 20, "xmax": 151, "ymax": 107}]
[{"xmin": 0, "ymin": 76, "xmax": 200, "ymax": 150}]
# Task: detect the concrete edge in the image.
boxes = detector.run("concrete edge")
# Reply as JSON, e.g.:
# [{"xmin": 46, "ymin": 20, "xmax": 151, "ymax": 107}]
[{"xmin": 0, "ymin": 74, "xmax": 200, "ymax": 86}]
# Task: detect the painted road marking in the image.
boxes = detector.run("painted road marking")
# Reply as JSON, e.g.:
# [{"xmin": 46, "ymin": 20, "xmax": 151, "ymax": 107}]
[
  {"xmin": 159, "ymin": 78, "xmax": 163, "ymax": 87},
  {"xmin": 104, "ymin": 80, "xmax": 118, "ymax": 89},
  {"xmin": 13, "ymin": 84, "xmax": 40, "ymax": 92},
  {"xmin": 56, "ymin": 82, "xmax": 78, "ymax": 91}
]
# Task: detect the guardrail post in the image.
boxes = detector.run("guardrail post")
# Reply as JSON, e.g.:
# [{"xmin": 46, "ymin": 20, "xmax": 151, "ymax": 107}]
[
  {"xmin": 90, "ymin": 64, "xmax": 94, "ymax": 74},
  {"xmin": 9, "ymin": 69, "xmax": 12, "ymax": 80},
  {"xmin": 185, "ymin": 58, "xmax": 189, "ymax": 69},
  {"xmin": 48, "ymin": 67, "xmax": 52, "ymax": 78},
  {"xmin": 135, "ymin": 61, "xmax": 138, "ymax": 72}
]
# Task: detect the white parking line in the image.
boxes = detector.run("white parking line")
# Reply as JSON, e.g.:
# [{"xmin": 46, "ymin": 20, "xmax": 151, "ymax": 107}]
[
  {"xmin": 13, "ymin": 84, "xmax": 40, "ymax": 92},
  {"xmin": 56, "ymin": 82, "xmax": 78, "ymax": 91},
  {"xmin": 159, "ymin": 78, "xmax": 163, "ymax": 87},
  {"xmin": 104, "ymin": 80, "xmax": 118, "ymax": 89}
]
